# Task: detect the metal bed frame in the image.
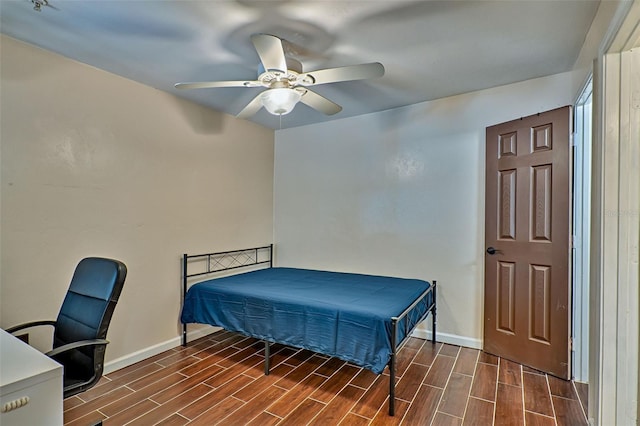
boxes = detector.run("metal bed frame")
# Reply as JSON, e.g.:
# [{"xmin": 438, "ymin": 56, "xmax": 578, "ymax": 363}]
[{"xmin": 181, "ymin": 244, "xmax": 437, "ymax": 416}]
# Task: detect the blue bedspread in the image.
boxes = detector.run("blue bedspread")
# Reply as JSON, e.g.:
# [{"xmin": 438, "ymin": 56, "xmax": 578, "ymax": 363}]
[{"xmin": 181, "ymin": 267, "xmax": 433, "ymax": 373}]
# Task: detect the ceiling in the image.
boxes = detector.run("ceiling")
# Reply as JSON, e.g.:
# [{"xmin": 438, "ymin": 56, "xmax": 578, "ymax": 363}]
[{"xmin": 0, "ymin": 0, "xmax": 600, "ymax": 129}]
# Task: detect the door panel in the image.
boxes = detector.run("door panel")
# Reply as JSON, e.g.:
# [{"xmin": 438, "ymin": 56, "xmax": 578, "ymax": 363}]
[
  {"xmin": 484, "ymin": 106, "xmax": 571, "ymax": 379},
  {"xmin": 498, "ymin": 169, "xmax": 517, "ymax": 240},
  {"xmin": 497, "ymin": 261, "xmax": 516, "ymax": 333}
]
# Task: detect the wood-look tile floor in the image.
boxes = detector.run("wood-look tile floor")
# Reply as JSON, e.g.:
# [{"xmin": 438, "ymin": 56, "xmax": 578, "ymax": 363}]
[{"xmin": 64, "ymin": 330, "xmax": 589, "ymax": 426}]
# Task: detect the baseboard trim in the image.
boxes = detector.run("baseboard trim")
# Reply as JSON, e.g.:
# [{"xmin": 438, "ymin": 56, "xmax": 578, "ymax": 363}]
[
  {"xmin": 105, "ymin": 326, "xmax": 481, "ymax": 374},
  {"xmin": 104, "ymin": 326, "xmax": 221, "ymax": 374},
  {"xmin": 411, "ymin": 329, "xmax": 483, "ymax": 350}
]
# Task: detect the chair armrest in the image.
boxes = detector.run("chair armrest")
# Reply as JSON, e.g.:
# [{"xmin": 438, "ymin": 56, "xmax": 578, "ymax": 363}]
[
  {"xmin": 46, "ymin": 339, "xmax": 109, "ymax": 358},
  {"xmin": 4, "ymin": 320, "xmax": 57, "ymax": 334}
]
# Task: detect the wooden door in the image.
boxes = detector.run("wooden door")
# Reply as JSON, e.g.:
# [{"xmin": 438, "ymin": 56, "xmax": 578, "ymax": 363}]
[{"xmin": 484, "ymin": 106, "xmax": 571, "ymax": 379}]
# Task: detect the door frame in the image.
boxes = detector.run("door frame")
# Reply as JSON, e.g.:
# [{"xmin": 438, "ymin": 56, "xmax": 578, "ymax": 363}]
[
  {"xmin": 571, "ymin": 77, "xmax": 592, "ymax": 384},
  {"xmin": 589, "ymin": 1, "xmax": 640, "ymax": 423}
]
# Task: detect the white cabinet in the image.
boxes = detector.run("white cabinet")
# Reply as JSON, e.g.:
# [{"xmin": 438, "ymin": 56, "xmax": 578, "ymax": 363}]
[{"xmin": 0, "ymin": 329, "xmax": 63, "ymax": 425}]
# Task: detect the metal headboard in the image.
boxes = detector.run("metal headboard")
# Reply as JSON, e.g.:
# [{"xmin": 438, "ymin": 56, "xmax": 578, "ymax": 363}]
[{"xmin": 181, "ymin": 244, "xmax": 273, "ymax": 345}]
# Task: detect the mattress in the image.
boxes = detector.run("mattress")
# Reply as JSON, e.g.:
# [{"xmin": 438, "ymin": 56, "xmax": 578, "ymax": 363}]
[{"xmin": 180, "ymin": 267, "xmax": 433, "ymax": 373}]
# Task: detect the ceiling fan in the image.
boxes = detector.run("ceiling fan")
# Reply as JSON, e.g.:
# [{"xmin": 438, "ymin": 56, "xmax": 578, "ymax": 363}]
[{"xmin": 174, "ymin": 34, "xmax": 385, "ymax": 118}]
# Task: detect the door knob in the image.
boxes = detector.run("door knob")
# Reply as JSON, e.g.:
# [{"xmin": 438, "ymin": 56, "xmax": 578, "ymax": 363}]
[{"xmin": 486, "ymin": 247, "xmax": 498, "ymax": 255}]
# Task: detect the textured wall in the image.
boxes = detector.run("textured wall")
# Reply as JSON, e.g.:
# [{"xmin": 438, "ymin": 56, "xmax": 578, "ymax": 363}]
[
  {"xmin": 0, "ymin": 35, "xmax": 274, "ymax": 362},
  {"xmin": 274, "ymin": 71, "xmax": 580, "ymax": 346}
]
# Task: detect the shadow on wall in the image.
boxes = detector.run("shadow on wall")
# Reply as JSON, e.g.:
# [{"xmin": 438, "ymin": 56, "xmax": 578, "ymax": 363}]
[
  {"xmin": 372, "ymin": 86, "xmax": 506, "ymax": 135},
  {"xmin": 169, "ymin": 95, "xmax": 226, "ymax": 135},
  {"xmin": 1, "ymin": 37, "xmax": 67, "ymax": 82}
]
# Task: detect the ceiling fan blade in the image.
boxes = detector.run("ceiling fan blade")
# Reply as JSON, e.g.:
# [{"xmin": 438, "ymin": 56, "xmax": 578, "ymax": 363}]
[
  {"xmin": 236, "ymin": 92, "xmax": 265, "ymax": 119},
  {"xmin": 174, "ymin": 80, "xmax": 260, "ymax": 90},
  {"xmin": 299, "ymin": 89, "xmax": 342, "ymax": 116},
  {"xmin": 299, "ymin": 62, "xmax": 385, "ymax": 86},
  {"xmin": 251, "ymin": 34, "xmax": 288, "ymax": 73}
]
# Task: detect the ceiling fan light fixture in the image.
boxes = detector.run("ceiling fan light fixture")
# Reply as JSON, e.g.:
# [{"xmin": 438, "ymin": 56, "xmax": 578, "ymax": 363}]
[
  {"xmin": 175, "ymin": 35, "xmax": 384, "ymax": 120},
  {"xmin": 261, "ymin": 88, "xmax": 301, "ymax": 115}
]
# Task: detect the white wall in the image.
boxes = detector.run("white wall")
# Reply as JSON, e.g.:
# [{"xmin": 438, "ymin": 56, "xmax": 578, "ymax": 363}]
[
  {"xmin": 274, "ymin": 71, "xmax": 581, "ymax": 346},
  {"xmin": 0, "ymin": 35, "xmax": 274, "ymax": 364}
]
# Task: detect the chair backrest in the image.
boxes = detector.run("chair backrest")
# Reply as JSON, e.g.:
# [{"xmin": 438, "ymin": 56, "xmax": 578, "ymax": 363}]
[{"xmin": 53, "ymin": 257, "xmax": 127, "ymax": 395}]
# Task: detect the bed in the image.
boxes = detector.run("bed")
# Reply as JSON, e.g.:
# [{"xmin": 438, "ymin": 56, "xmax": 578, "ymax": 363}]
[{"xmin": 180, "ymin": 245, "xmax": 437, "ymax": 416}]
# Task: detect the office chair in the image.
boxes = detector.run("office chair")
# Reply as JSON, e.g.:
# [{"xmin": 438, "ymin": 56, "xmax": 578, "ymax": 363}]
[{"xmin": 5, "ymin": 257, "xmax": 127, "ymax": 398}]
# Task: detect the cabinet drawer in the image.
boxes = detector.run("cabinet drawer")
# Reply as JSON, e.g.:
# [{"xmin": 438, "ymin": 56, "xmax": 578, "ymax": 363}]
[{"xmin": 1, "ymin": 375, "xmax": 63, "ymax": 426}]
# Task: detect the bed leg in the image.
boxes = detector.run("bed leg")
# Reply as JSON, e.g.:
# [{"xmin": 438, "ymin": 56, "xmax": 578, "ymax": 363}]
[
  {"xmin": 432, "ymin": 312, "xmax": 437, "ymax": 344},
  {"xmin": 389, "ymin": 317, "xmax": 397, "ymax": 416},
  {"xmin": 264, "ymin": 340, "xmax": 270, "ymax": 376},
  {"xmin": 182, "ymin": 253, "xmax": 188, "ymax": 347},
  {"xmin": 389, "ymin": 353, "xmax": 396, "ymax": 416},
  {"xmin": 432, "ymin": 280, "xmax": 437, "ymax": 344}
]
